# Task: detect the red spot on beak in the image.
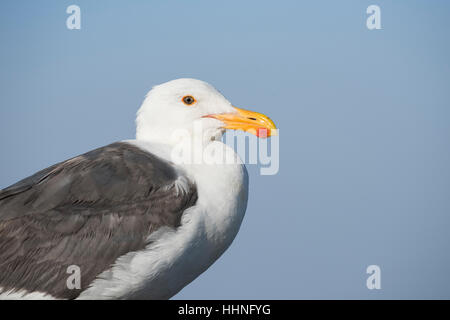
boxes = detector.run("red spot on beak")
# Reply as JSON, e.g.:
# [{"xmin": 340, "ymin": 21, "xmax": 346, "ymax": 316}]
[{"xmin": 257, "ymin": 128, "xmax": 269, "ymax": 138}]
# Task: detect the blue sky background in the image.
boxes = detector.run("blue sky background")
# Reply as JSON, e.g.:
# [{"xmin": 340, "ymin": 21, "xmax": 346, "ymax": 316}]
[{"xmin": 1, "ymin": 0, "xmax": 449, "ymax": 299}]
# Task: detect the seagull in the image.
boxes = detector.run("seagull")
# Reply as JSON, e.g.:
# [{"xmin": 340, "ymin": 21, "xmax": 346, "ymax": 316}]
[{"xmin": 0, "ymin": 78, "xmax": 276, "ymax": 300}]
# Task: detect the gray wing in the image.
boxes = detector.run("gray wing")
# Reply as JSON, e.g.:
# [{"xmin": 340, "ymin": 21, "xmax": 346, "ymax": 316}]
[{"xmin": 0, "ymin": 142, "xmax": 198, "ymax": 299}]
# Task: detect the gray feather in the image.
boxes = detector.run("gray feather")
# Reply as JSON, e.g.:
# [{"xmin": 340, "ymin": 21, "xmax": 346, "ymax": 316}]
[{"xmin": 0, "ymin": 142, "xmax": 198, "ymax": 299}]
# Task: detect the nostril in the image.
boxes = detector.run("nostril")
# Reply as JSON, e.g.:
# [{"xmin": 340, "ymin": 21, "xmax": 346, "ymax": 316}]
[{"xmin": 248, "ymin": 117, "xmax": 257, "ymax": 121}]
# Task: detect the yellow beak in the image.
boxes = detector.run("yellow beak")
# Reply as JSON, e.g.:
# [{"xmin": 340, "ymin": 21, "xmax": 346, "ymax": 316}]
[{"xmin": 203, "ymin": 106, "xmax": 277, "ymax": 138}]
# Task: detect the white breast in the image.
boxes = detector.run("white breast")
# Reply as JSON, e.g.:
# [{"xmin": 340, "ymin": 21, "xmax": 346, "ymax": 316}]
[{"xmin": 77, "ymin": 140, "xmax": 248, "ymax": 299}]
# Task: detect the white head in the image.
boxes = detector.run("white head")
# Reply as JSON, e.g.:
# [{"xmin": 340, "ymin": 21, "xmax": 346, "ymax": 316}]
[{"xmin": 136, "ymin": 78, "xmax": 276, "ymax": 145}]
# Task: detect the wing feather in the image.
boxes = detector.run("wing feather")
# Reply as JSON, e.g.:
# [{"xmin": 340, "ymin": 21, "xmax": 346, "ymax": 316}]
[{"xmin": 0, "ymin": 142, "xmax": 197, "ymax": 299}]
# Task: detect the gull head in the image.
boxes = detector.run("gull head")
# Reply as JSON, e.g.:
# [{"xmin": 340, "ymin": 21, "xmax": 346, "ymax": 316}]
[{"xmin": 136, "ymin": 78, "xmax": 276, "ymax": 145}]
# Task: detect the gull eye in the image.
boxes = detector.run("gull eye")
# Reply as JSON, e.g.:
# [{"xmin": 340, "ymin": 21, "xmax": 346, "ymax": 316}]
[{"xmin": 182, "ymin": 95, "xmax": 196, "ymax": 106}]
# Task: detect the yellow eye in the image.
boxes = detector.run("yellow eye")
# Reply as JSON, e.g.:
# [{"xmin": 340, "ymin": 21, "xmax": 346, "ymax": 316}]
[{"xmin": 182, "ymin": 95, "xmax": 196, "ymax": 106}]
